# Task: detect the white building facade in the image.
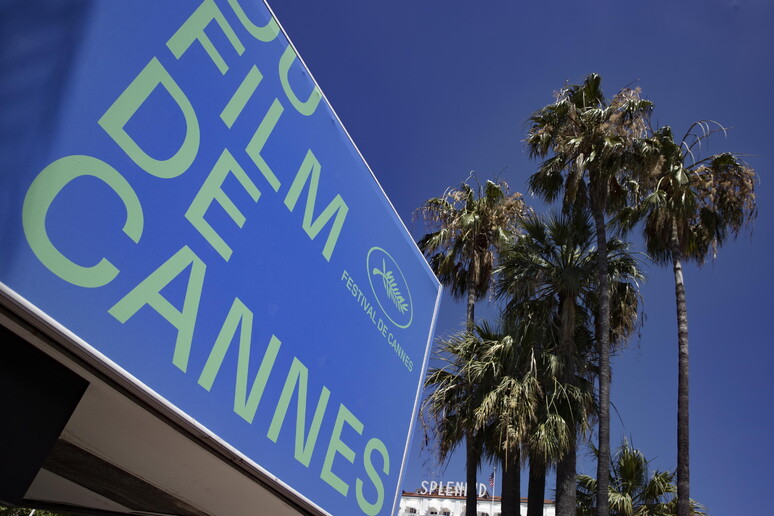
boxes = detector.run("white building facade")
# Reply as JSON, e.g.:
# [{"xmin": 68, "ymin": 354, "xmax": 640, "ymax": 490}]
[{"xmin": 398, "ymin": 491, "xmax": 556, "ymax": 516}]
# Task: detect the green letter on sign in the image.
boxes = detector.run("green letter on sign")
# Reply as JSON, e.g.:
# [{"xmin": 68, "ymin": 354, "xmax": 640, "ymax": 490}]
[
  {"xmin": 22, "ymin": 155, "xmax": 143, "ymax": 288},
  {"xmin": 284, "ymin": 150, "xmax": 348, "ymax": 261},
  {"xmin": 226, "ymin": 0, "xmax": 279, "ymax": 42},
  {"xmin": 198, "ymin": 299, "xmax": 282, "ymax": 424},
  {"xmin": 108, "ymin": 246, "xmax": 205, "ymax": 372},
  {"xmin": 279, "ymin": 45, "xmax": 321, "ymax": 116},
  {"xmin": 245, "ymin": 98, "xmax": 284, "ymax": 192},
  {"xmin": 267, "ymin": 357, "xmax": 331, "ymax": 467},
  {"xmin": 356, "ymin": 438, "xmax": 389, "ymax": 516},
  {"xmin": 186, "ymin": 149, "xmax": 261, "ymax": 261},
  {"xmin": 99, "ymin": 58, "xmax": 200, "ymax": 179},
  {"xmin": 321, "ymin": 404, "xmax": 363, "ymax": 496},
  {"xmin": 167, "ymin": 0, "xmax": 245, "ymax": 74}
]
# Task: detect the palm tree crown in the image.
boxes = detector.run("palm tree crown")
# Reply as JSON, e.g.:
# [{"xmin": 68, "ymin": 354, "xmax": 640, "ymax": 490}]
[
  {"xmin": 417, "ymin": 177, "xmax": 529, "ymax": 330},
  {"xmin": 526, "ymin": 74, "xmax": 652, "ymax": 215},
  {"xmin": 633, "ymin": 122, "xmax": 757, "ymax": 265},
  {"xmin": 577, "ymin": 440, "xmax": 708, "ymax": 516},
  {"xmin": 421, "ymin": 329, "xmax": 487, "ymax": 463}
]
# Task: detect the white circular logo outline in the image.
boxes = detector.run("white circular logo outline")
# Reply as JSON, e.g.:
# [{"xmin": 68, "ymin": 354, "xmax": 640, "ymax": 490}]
[{"xmin": 366, "ymin": 246, "xmax": 413, "ymax": 329}]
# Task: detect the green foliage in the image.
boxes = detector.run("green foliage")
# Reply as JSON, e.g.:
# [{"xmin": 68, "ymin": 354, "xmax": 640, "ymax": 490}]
[
  {"xmin": 621, "ymin": 121, "xmax": 757, "ymax": 265},
  {"xmin": 418, "ymin": 176, "xmax": 531, "ymax": 516},
  {"xmin": 497, "ymin": 211, "xmax": 643, "ymax": 350},
  {"xmin": 576, "ymin": 441, "xmax": 708, "ymax": 516},
  {"xmin": 420, "ymin": 325, "xmax": 492, "ymax": 463},
  {"xmin": 526, "ymin": 73, "xmax": 653, "ymax": 214},
  {"xmin": 416, "ymin": 176, "xmax": 529, "ymax": 304},
  {"xmin": 466, "ymin": 321, "xmax": 542, "ymax": 458},
  {"xmin": 0, "ymin": 506, "xmax": 67, "ymax": 516},
  {"xmin": 416, "ymin": 71, "xmax": 752, "ymax": 516}
]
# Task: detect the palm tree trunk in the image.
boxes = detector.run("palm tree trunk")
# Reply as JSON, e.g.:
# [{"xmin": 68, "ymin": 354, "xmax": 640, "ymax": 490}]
[
  {"xmin": 465, "ymin": 269, "xmax": 478, "ymax": 516},
  {"xmin": 466, "ymin": 434, "xmax": 479, "ymax": 516},
  {"xmin": 555, "ymin": 441, "xmax": 577, "ymax": 516},
  {"xmin": 501, "ymin": 449, "xmax": 521, "ymax": 516},
  {"xmin": 556, "ymin": 294, "xmax": 577, "ymax": 516},
  {"xmin": 527, "ymin": 461, "xmax": 545, "ymax": 516},
  {"xmin": 671, "ymin": 223, "xmax": 690, "ymax": 516},
  {"xmin": 591, "ymin": 195, "xmax": 611, "ymax": 516},
  {"xmin": 467, "ymin": 285, "xmax": 476, "ymax": 332}
]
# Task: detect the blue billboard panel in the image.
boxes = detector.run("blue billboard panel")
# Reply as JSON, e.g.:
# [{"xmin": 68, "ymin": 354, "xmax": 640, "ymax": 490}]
[{"xmin": 0, "ymin": 2, "xmax": 441, "ymax": 515}]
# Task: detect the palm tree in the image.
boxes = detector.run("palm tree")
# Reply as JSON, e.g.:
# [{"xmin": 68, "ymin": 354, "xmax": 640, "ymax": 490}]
[
  {"xmin": 625, "ymin": 122, "xmax": 757, "ymax": 516},
  {"xmin": 496, "ymin": 212, "xmax": 643, "ymax": 516},
  {"xmin": 418, "ymin": 177, "xmax": 528, "ymax": 516},
  {"xmin": 420, "ymin": 328, "xmax": 489, "ymax": 516},
  {"xmin": 490, "ymin": 295, "xmax": 591, "ymax": 516},
  {"xmin": 522, "ymin": 315, "xmax": 572, "ymax": 516},
  {"xmin": 526, "ymin": 74, "xmax": 652, "ymax": 516},
  {"xmin": 417, "ymin": 176, "xmax": 528, "ymax": 332},
  {"xmin": 577, "ymin": 440, "xmax": 708, "ymax": 516},
  {"xmin": 497, "ymin": 212, "xmax": 595, "ymax": 516},
  {"xmin": 522, "ymin": 312, "xmax": 595, "ymax": 516},
  {"xmin": 422, "ymin": 320, "xmax": 542, "ymax": 516},
  {"xmin": 470, "ymin": 321, "xmax": 542, "ymax": 516}
]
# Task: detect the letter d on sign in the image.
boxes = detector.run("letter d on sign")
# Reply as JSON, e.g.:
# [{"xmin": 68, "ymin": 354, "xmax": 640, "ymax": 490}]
[{"xmin": 99, "ymin": 58, "xmax": 199, "ymax": 179}]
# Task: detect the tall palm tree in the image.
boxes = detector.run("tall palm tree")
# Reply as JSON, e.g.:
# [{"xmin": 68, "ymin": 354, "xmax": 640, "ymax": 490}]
[
  {"xmin": 625, "ymin": 122, "xmax": 757, "ymax": 516},
  {"xmin": 418, "ymin": 177, "xmax": 528, "ymax": 516},
  {"xmin": 577, "ymin": 440, "xmax": 708, "ymax": 516},
  {"xmin": 496, "ymin": 212, "xmax": 643, "ymax": 516},
  {"xmin": 526, "ymin": 74, "xmax": 652, "ymax": 516}
]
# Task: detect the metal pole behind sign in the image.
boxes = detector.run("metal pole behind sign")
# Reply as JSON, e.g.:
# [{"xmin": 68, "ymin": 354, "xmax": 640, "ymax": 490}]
[{"xmin": 490, "ymin": 466, "xmax": 496, "ymax": 516}]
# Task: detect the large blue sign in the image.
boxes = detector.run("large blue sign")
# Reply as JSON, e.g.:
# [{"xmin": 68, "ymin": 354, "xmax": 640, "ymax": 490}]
[{"xmin": 0, "ymin": 2, "xmax": 441, "ymax": 515}]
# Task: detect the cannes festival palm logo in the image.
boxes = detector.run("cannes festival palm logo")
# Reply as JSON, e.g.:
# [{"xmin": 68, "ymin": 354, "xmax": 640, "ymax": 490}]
[
  {"xmin": 372, "ymin": 258, "xmax": 409, "ymax": 314},
  {"xmin": 367, "ymin": 247, "xmax": 413, "ymax": 328}
]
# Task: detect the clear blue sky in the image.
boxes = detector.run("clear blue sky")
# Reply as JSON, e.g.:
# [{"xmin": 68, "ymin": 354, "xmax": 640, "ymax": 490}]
[{"xmin": 270, "ymin": 1, "xmax": 773, "ymax": 514}]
